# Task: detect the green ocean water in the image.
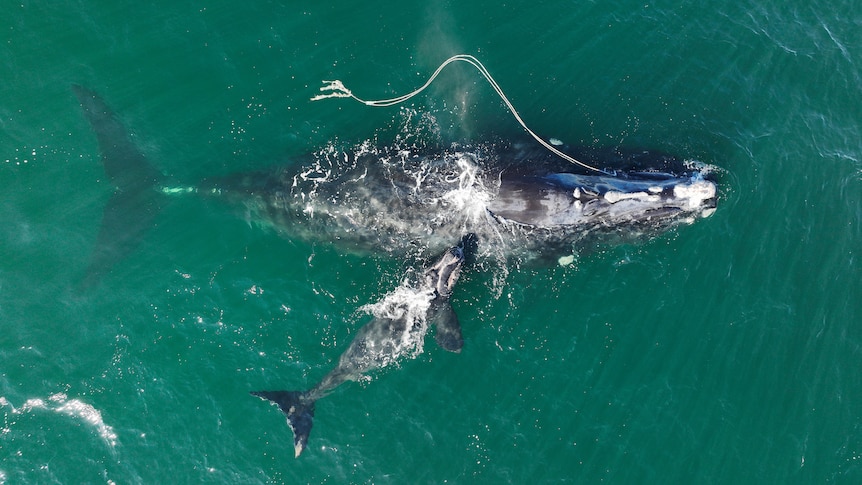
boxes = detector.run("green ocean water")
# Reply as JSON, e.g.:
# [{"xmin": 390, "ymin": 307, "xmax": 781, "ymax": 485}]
[{"xmin": 1, "ymin": 1, "xmax": 860, "ymax": 483}]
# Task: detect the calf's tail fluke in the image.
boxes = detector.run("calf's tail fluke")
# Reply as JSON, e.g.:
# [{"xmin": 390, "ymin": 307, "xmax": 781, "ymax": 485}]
[{"xmin": 251, "ymin": 390, "xmax": 316, "ymax": 458}]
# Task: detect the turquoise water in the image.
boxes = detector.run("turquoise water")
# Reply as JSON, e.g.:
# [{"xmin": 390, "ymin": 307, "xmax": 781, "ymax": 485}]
[{"xmin": 2, "ymin": 1, "xmax": 860, "ymax": 483}]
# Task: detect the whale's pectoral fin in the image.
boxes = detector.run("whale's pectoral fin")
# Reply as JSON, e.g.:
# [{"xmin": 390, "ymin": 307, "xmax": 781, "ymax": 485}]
[
  {"xmin": 72, "ymin": 85, "xmax": 164, "ymax": 290},
  {"xmin": 429, "ymin": 301, "xmax": 463, "ymax": 353},
  {"xmin": 251, "ymin": 390, "xmax": 315, "ymax": 458}
]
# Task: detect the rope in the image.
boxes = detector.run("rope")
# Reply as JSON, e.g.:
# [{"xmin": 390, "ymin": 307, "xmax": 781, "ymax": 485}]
[{"xmin": 311, "ymin": 54, "xmax": 608, "ymax": 174}]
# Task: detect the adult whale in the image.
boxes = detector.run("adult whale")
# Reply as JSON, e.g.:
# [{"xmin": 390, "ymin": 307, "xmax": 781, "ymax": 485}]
[
  {"xmin": 204, "ymin": 141, "xmax": 717, "ymax": 266},
  {"xmin": 252, "ymin": 233, "xmax": 478, "ymax": 457},
  {"xmin": 73, "ymin": 86, "xmax": 717, "ymax": 285}
]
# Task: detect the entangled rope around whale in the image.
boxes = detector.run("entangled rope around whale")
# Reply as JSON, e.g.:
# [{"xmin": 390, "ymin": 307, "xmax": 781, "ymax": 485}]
[{"xmin": 310, "ymin": 54, "xmax": 608, "ymax": 174}]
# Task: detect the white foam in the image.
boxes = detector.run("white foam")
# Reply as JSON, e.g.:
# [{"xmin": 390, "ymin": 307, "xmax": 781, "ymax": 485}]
[
  {"xmin": 440, "ymin": 154, "xmax": 491, "ymax": 223},
  {"xmin": 1, "ymin": 393, "xmax": 118, "ymax": 448},
  {"xmin": 684, "ymin": 159, "xmax": 722, "ymax": 176},
  {"xmin": 51, "ymin": 394, "xmax": 118, "ymax": 447},
  {"xmin": 20, "ymin": 398, "xmax": 46, "ymax": 412},
  {"xmin": 558, "ymin": 254, "xmax": 576, "ymax": 266},
  {"xmin": 359, "ymin": 283, "xmax": 436, "ymax": 362}
]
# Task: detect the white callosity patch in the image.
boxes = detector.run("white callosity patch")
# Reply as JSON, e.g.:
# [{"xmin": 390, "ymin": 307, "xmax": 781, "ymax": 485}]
[
  {"xmin": 673, "ymin": 178, "xmax": 717, "ymax": 211},
  {"xmin": 603, "ymin": 191, "xmax": 659, "ymax": 204}
]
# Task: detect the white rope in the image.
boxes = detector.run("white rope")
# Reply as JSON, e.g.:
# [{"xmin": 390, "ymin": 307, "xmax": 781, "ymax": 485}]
[{"xmin": 311, "ymin": 54, "xmax": 608, "ymax": 174}]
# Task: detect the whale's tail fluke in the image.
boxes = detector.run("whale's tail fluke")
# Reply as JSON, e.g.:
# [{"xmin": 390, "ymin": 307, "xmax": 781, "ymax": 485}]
[
  {"xmin": 72, "ymin": 85, "xmax": 164, "ymax": 290},
  {"xmin": 251, "ymin": 390, "xmax": 316, "ymax": 458}
]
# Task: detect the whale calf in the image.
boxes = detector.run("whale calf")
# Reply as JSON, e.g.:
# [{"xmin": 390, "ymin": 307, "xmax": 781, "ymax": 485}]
[{"xmin": 252, "ymin": 233, "xmax": 477, "ymax": 457}]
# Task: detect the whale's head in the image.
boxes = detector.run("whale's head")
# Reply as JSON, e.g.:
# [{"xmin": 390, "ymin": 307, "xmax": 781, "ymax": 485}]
[
  {"xmin": 425, "ymin": 233, "xmax": 477, "ymax": 299},
  {"xmin": 488, "ymin": 169, "xmax": 717, "ymax": 231}
]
